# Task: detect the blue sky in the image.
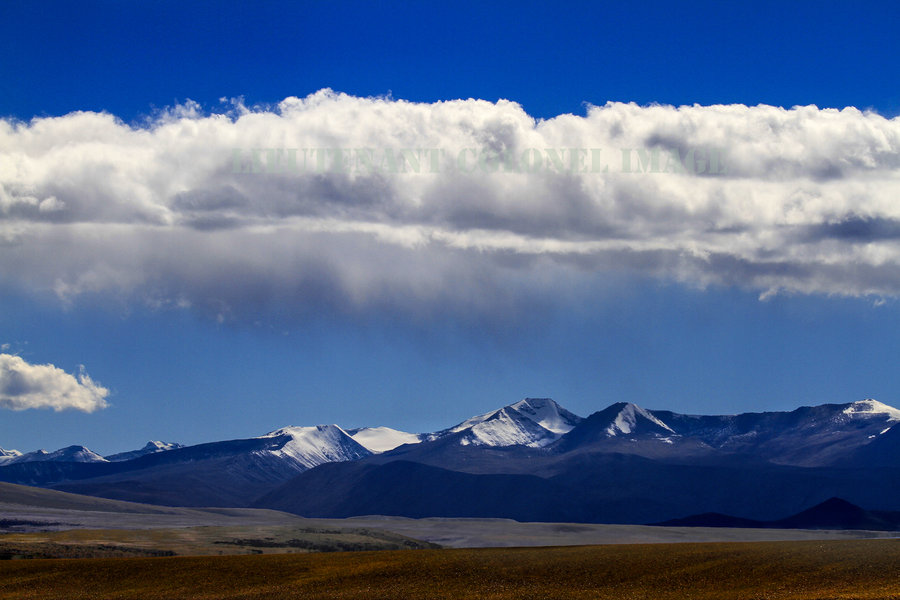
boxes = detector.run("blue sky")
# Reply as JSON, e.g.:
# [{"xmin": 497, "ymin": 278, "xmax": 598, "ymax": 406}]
[{"xmin": 2, "ymin": 0, "xmax": 900, "ymax": 454}]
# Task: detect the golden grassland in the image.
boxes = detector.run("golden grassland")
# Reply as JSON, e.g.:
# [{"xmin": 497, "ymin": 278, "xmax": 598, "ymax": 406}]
[{"xmin": 0, "ymin": 538, "xmax": 898, "ymax": 599}]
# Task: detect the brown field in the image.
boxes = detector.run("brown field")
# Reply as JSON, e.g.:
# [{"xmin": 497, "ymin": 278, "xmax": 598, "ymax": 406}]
[
  {"xmin": 0, "ymin": 538, "xmax": 898, "ymax": 599},
  {"xmin": 0, "ymin": 525, "xmax": 438, "ymax": 559}
]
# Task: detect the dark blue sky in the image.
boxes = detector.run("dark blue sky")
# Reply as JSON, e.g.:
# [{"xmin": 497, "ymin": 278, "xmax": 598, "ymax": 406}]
[
  {"xmin": 3, "ymin": 0, "xmax": 899, "ymax": 121},
  {"xmin": 1, "ymin": 0, "xmax": 899, "ymax": 453}
]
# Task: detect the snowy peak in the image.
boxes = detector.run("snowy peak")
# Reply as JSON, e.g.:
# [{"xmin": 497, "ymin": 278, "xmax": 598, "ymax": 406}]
[
  {"xmin": 144, "ymin": 440, "xmax": 183, "ymax": 452},
  {"xmin": 842, "ymin": 399, "xmax": 900, "ymax": 422},
  {"xmin": 105, "ymin": 440, "xmax": 185, "ymax": 462},
  {"xmin": 444, "ymin": 398, "xmax": 584, "ymax": 448},
  {"xmin": 508, "ymin": 398, "xmax": 583, "ymax": 434},
  {"xmin": 554, "ymin": 402, "xmax": 680, "ymax": 453},
  {"xmin": 258, "ymin": 424, "xmax": 372, "ymax": 470},
  {"xmin": 6, "ymin": 445, "xmax": 108, "ymax": 464},
  {"xmin": 0, "ymin": 447, "xmax": 22, "ymax": 465},
  {"xmin": 461, "ymin": 407, "xmax": 558, "ymax": 448},
  {"xmin": 604, "ymin": 402, "xmax": 675, "ymax": 437},
  {"xmin": 45, "ymin": 445, "xmax": 108, "ymax": 463},
  {"xmin": 348, "ymin": 427, "xmax": 423, "ymax": 453}
]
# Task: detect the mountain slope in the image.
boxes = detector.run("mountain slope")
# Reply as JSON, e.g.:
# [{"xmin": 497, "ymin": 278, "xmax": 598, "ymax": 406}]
[
  {"xmin": 254, "ymin": 449, "xmax": 900, "ymax": 523},
  {"xmin": 257, "ymin": 425, "xmax": 372, "ymax": 468},
  {"xmin": 253, "ymin": 460, "xmax": 578, "ymax": 521},
  {"xmin": 841, "ymin": 423, "xmax": 900, "ymax": 468}
]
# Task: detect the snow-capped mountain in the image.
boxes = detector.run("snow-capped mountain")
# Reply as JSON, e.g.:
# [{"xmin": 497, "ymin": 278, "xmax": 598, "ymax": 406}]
[
  {"xmin": 653, "ymin": 398, "xmax": 900, "ymax": 466},
  {"xmin": 600, "ymin": 402, "xmax": 675, "ymax": 437},
  {"xmin": 105, "ymin": 441, "xmax": 185, "ymax": 462},
  {"xmin": 2, "ymin": 397, "xmax": 900, "ymax": 515},
  {"xmin": 0, "ymin": 448, "xmax": 22, "ymax": 465},
  {"xmin": 347, "ymin": 427, "xmax": 423, "ymax": 453},
  {"xmin": 841, "ymin": 399, "xmax": 900, "ymax": 422},
  {"xmin": 2, "ymin": 398, "xmax": 897, "ymax": 471},
  {"xmin": 256, "ymin": 425, "xmax": 372, "ymax": 470},
  {"xmin": 1, "ymin": 445, "xmax": 108, "ymax": 465},
  {"xmin": 551, "ymin": 398, "xmax": 900, "ymax": 466},
  {"xmin": 552, "ymin": 401, "xmax": 687, "ymax": 456},
  {"xmin": 436, "ymin": 398, "xmax": 584, "ymax": 448},
  {"xmin": 0, "ymin": 425, "xmax": 374, "ymax": 508},
  {"xmin": 254, "ymin": 398, "xmax": 900, "ymax": 524}
]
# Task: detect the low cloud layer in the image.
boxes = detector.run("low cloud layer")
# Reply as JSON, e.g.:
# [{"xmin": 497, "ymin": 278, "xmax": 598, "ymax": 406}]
[
  {"xmin": 0, "ymin": 354, "xmax": 109, "ymax": 412},
  {"xmin": 1, "ymin": 90, "xmax": 899, "ymax": 322}
]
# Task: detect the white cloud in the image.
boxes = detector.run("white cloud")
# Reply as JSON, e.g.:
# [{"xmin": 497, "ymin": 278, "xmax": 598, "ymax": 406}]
[
  {"xmin": 0, "ymin": 354, "xmax": 109, "ymax": 412},
  {"xmin": 1, "ymin": 90, "xmax": 900, "ymax": 322}
]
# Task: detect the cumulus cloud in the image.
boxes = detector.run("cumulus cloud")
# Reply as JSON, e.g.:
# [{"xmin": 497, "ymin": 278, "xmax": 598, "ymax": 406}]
[
  {"xmin": 1, "ymin": 90, "xmax": 900, "ymax": 322},
  {"xmin": 0, "ymin": 354, "xmax": 109, "ymax": 412}
]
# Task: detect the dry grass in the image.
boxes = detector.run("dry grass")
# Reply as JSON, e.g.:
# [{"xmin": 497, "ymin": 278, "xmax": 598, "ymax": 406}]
[
  {"xmin": 0, "ymin": 525, "xmax": 437, "ymax": 558},
  {"xmin": 0, "ymin": 539, "xmax": 898, "ymax": 599}
]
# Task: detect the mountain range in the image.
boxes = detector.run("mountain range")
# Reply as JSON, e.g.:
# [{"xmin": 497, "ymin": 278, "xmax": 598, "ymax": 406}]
[{"xmin": 1, "ymin": 397, "xmax": 898, "ymax": 525}]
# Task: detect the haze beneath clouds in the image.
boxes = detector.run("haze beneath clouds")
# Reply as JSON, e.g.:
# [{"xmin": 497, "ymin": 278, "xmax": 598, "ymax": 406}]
[{"xmin": 2, "ymin": 90, "xmax": 899, "ymax": 325}]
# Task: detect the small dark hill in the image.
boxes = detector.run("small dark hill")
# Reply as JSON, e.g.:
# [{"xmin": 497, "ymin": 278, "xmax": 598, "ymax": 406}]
[
  {"xmin": 773, "ymin": 497, "xmax": 900, "ymax": 530},
  {"xmin": 655, "ymin": 497, "xmax": 900, "ymax": 531}
]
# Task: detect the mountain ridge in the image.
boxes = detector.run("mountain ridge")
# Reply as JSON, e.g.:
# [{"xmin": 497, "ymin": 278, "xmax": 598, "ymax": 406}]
[
  {"xmin": 3, "ymin": 397, "xmax": 896, "ymax": 466},
  {"xmin": 1, "ymin": 397, "xmax": 898, "ymax": 520}
]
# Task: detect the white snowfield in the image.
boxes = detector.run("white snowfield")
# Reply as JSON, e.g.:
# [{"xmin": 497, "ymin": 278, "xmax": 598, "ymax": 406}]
[
  {"xmin": 348, "ymin": 427, "xmax": 423, "ymax": 453},
  {"xmin": 842, "ymin": 399, "xmax": 900, "ymax": 423}
]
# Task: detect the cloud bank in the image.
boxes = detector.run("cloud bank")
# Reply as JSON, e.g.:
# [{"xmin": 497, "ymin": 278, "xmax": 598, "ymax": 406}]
[
  {"xmin": 1, "ymin": 90, "xmax": 900, "ymax": 322},
  {"xmin": 0, "ymin": 354, "xmax": 109, "ymax": 412}
]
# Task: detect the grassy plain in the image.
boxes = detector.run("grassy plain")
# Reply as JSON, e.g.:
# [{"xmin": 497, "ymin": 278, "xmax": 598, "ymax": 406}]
[
  {"xmin": 0, "ymin": 524, "xmax": 437, "ymax": 559},
  {"xmin": 0, "ymin": 538, "xmax": 898, "ymax": 600}
]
